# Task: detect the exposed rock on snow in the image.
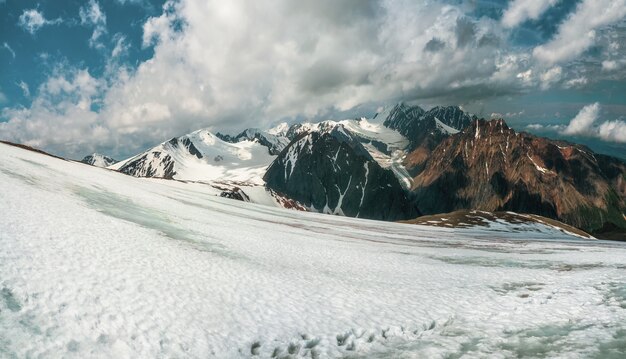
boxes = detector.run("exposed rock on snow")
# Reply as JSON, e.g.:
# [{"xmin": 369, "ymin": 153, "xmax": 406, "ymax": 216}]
[
  {"xmin": 216, "ymin": 128, "xmax": 290, "ymax": 155},
  {"xmin": 264, "ymin": 128, "xmax": 418, "ymax": 221},
  {"xmin": 80, "ymin": 153, "xmax": 118, "ymax": 167},
  {"xmin": 109, "ymin": 129, "xmax": 275, "ymax": 185},
  {"xmin": 403, "ymin": 210, "xmax": 595, "ymax": 239},
  {"xmin": 383, "ymin": 103, "xmax": 475, "ymax": 151}
]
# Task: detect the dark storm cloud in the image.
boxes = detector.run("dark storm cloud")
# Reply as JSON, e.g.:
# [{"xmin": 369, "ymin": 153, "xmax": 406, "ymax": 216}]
[
  {"xmin": 424, "ymin": 38, "xmax": 446, "ymax": 52},
  {"xmin": 477, "ymin": 33, "xmax": 500, "ymax": 47},
  {"xmin": 455, "ymin": 17, "xmax": 476, "ymax": 47},
  {"xmin": 284, "ymin": 0, "xmax": 381, "ymax": 27},
  {"xmin": 401, "ymin": 82, "xmax": 522, "ymax": 108},
  {"xmin": 298, "ymin": 60, "xmax": 369, "ymax": 95}
]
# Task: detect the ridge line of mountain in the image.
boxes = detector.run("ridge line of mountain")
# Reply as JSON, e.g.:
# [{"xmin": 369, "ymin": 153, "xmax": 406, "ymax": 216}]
[{"xmin": 6, "ymin": 102, "xmax": 624, "ymax": 239}]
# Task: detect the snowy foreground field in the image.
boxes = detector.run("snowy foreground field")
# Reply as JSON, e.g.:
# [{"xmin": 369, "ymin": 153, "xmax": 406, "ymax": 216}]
[{"xmin": 1, "ymin": 143, "xmax": 626, "ymax": 358}]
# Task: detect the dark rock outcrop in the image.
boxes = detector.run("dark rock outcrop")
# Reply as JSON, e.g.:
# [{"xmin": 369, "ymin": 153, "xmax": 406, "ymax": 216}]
[
  {"xmin": 0, "ymin": 141, "xmax": 66, "ymax": 160},
  {"xmin": 264, "ymin": 127, "xmax": 418, "ymax": 221},
  {"xmin": 80, "ymin": 153, "xmax": 118, "ymax": 167},
  {"xmin": 383, "ymin": 104, "xmax": 475, "ymax": 150},
  {"xmin": 114, "ymin": 136, "xmax": 198, "ymax": 179},
  {"xmin": 382, "ymin": 103, "xmax": 425, "ymax": 141},
  {"xmin": 117, "ymin": 152, "xmax": 176, "ymax": 179},
  {"xmin": 216, "ymin": 129, "xmax": 289, "ymax": 155},
  {"xmin": 219, "ymin": 187, "xmax": 250, "ymax": 201},
  {"xmin": 383, "ymin": 103, "xmax": 475, "ymax": 176}
]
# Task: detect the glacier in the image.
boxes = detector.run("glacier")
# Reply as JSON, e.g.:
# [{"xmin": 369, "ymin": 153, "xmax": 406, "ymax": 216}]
[{"xmin": 1, "ymin": 142, "xmax": 626, "ymax": 358}]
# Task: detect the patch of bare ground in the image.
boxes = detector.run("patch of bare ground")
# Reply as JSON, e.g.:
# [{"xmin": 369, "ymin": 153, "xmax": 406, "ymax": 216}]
[
  {"xmin": 0, "ymin": 141, "xmax": 66, "ymax": 160},
  {"xmin": 401, "ymin": 210, "xmax": 593, "ymax": 239}
]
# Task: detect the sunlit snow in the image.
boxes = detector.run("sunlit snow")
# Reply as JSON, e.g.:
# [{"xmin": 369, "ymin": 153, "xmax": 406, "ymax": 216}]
[
  {"xmin": 1, "ymin": 143, "xmax": 625, "ymax": 358},
  {"xmin": 110, "ymin": 129, "xmax": 274, "ymax": 184}
]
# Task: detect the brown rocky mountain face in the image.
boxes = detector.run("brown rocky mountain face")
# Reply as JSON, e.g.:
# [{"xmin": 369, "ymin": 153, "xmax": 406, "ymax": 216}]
[
  {"xmin": 383, "ymin": 104, "xmax": 475, "ymax": 175},
  {"xmin": 408, "ymin": 119, "xmax": 626, "ymax": 236}
]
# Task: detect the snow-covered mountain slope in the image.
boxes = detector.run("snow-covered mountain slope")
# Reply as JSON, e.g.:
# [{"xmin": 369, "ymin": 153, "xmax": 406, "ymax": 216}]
[
  {"xmin": 266, "ymin": 122, "xmax": 290, "ymax": 136},
  {"xmin": 3, "ymin": 142, "xmax": 626, "ymax": 358},
  {"xmin": 114, "ymin": 116, "xmax": 413, "ymax": 193},
  {"xmin": 434, "ymin": 117, "xmax": 461, "ymax": 135},
  {"xmin": 275, "ymin": 117, "xmax": 414, "ymax": 191},
  {"xmin": 285, "ymin": 117, "xmax": 410, "ymax": 171},
  {"xmin": 80, "ymin": 153, "xmax": 118, "ymax": 167},
  {"xmin": 110, "ymin": 129, "xmax": 274, "ymax": 184},
  {"xmin": 216, "ymin": 126, "xmax": 290, "ymax": 155},
  {"xmin": 338, "ymin": 118, "xmax": 414, "ymax": 188}
]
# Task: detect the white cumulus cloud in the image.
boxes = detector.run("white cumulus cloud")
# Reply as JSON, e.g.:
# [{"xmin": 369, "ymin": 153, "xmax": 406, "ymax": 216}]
[
  {"xmin": 92, "ymin": 0, "xmax": 527, "ymax": 156},
  {"xmin": 597, "ymin": 120, "xmax": 626, "ymax": 143},
  {"xmin": 18, "ymin": 9, "xmax": 61, "ymax": 35},
  {"xmin": 563, "ymin": 77, "xmax": 588, "ymax": 89},
  {"xmin": 533, "ymin": 0, "xmax": 626, "ymax": 65},
  {"xmin": 3, "ymin": 0, "xmax": 626, "ymax": 157},
  {"xmin": 562, "ymin": 102, "xmax": 600, "ymax": 135},
  {"xmin": 0, "ymin": 68, "xmax": 109, "ymax": 156},
  {"xmin": 528, "ymin": 103, "xmax": 626, "ymax": 143},
  {"xmin": 502, "ymin": 0, "xmax": 559, "ymax": 28},
  {"xmin": 539, "ymin": 66, "xmax": 562, "ymax": 90},
  {"xmin": 80, "ymin": 0, "xmax": 107, "ymax": 49}
]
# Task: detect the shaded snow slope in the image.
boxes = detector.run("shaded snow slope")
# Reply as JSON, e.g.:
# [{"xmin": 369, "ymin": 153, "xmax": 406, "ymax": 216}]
[
  {"xmin": 2, "ymin": 143, "xmax": 626, "ymax": 358},
  {"xmin": 281, "ymin": 118, "xmax": 413, "ymax": 189}
]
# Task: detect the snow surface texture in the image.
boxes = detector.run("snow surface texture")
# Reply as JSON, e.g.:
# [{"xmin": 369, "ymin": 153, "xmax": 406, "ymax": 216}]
[{"xmin": 1, "ymin": 143, "xmax": 626, "ymax": 358}]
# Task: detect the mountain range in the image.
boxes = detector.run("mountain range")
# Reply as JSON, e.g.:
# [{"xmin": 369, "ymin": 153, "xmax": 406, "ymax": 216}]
[{"xmin": 86, "ymin": 103, "xmax": 625, "ymax": 239}]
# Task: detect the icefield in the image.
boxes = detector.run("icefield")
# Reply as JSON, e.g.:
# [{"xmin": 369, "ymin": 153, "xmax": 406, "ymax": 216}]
[{"xmin": 1, "ymin": 143, "xmax": 626, "ymax": 358}]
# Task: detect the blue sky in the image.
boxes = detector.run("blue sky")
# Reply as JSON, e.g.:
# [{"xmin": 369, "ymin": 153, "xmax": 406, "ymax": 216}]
[
  {"xmin": 1, "ymin": 0, "xmax": 625, "ymax": 159},
  {"xmin": 1, "ymin": 1, "xmax": 164, "ymax": 105}
]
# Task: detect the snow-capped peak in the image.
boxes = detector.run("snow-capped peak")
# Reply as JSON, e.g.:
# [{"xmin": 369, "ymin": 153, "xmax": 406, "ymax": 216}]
[
  {"xmin": 216, "ymin": 127, "xmax": 291, "ymax": 156},
  {"xmin": 80, "ymin": 153, "xmax": 118, "ymax": 167},
  {"xmin": 109, "ymin": 128, "xmax": 275, "ymax": 184},
  {"xmin": 267, "ymin": 122, "xmax": 290, "ymax": 136}
]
